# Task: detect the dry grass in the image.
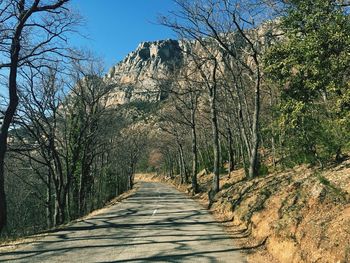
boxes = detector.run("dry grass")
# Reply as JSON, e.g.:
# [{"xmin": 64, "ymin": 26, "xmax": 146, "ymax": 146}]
[{"xmin": 139, "ymin": 160, "xmax": 350, "ymax": 263}]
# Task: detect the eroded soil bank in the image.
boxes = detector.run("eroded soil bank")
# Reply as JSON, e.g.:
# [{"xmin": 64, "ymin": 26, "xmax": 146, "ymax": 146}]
[{"xmin": 136, "ymin": 159, "xmax": 350, "ymax": 263}]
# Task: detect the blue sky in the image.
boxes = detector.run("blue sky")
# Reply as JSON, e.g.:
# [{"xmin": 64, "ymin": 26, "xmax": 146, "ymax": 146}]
[
  {"xmin": 71, "ymin": 0, "xmax": 178, "ymax": 69},
  {"xmin": 0, "ymin": 1, "xmax": 177, "ymax": 97}
]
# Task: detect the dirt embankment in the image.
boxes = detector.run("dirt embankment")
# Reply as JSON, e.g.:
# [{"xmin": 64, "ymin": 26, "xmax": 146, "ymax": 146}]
[{"xmin": 136, "ymin": 160, "xmax": 350, "ymax": 263}]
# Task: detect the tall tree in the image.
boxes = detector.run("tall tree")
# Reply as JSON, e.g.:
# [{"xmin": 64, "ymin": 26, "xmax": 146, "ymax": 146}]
[
  {"xmin": 160, "ymin": 0, "xmax": 267, "ymax": 192},
  {"xmin": 264, "ymin": 0, "xmax": 350, "ymax": 164},
  {"xmin": 0, "ymin": 0, "xmax": 75, "ymax": 232}
]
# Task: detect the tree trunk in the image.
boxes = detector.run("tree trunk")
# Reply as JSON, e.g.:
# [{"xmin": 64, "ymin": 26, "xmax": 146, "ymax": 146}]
[
  {"xmin": 269, "ymin": 88, "xmax": 277, "ymax": 168},
  {"xmin": 239, "ymin": 135, "xmax": 249, "ymax": 176},
  {"xmin": 178, "ymin": 152, "xmax": 184, "ymax": 184},
  {"xmin": 191, "ymin": 111, "xmax": 199, "ymax": 194},
  {"xmin": 0, "ymin": 27, "xmax": 22, "ymax": 232},
  {"xmin": 248, "ymin": 66, "xmax": 261, "ymax": 178},
  {"xmin": 178, "ymin": 144, "xmax": 188, "ymax": 184},
  {"xmin": 0, "ymin": 151, "xmax": 8, "ymax": 233},
  {"xmin": 46, "ymin": 171, "xmax": 53, "ymax": 228},
  {"xmin": 116, "ymin": 178, "xmax": 120, "ymax": 196},
  {"xmin": 54, "ymin": 191, "xmax": 65, "ymax": 226},
  {"xmin": 167, "ymin": 154, "xmax": 174, "ymax": 179},
  {"xmin": 128, "ymin": 162, "xmax": 134, "ymax": 190},
  {"xmin": 53, "ymin": 172, "xmax": 66, "ymax": 226},
  {"xmin": 66, "ymin": 184, "xmax": 71, "ymax": 222},
  {"xmin": 238, "ymin": 106, "xmax": 252, "ymax": 158},
  {"xmin": 78, "ymin": 171, "xmax": 84, "ymax": 216},
  {"xmin": 209, "ymin": 92, "xmax": 220, "ymax": 193},
  {"xmin": 227, "ymin": 127, "xmax": 235, "ymax": 174}
]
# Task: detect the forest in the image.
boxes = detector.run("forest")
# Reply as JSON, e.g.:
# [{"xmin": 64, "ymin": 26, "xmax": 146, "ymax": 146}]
[
  {"xmin": 0, "ymin": 0, "xmax": 149, "ymax": 237},
  {"xmin": 147, "ymin": 0, "xmax": 350, "ymax": 205},
  {"xmin": 0, "ymin": 1, "xmax": 349, "ymax": 258}
]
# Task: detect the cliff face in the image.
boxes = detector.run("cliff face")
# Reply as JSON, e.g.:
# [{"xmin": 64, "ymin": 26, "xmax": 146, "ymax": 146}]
[
  {"xmin": 104, "ymin": 23, "xmax": 274, "ymax": 107},
  {"xmin": 105, "ymin": 39, "xmax": 184, "ymax": 106}
]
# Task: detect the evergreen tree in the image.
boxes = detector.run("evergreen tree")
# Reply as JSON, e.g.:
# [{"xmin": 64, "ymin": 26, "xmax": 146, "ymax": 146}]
[{"xmin": 265, "ymin": 0, "xmax": 350, "ymax": 164}]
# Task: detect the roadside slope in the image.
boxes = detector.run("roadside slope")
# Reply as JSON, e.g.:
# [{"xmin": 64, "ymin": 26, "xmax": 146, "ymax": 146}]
[{"xmin": 139, "ymin": 159, "xmax": 350, "ymax": 263}]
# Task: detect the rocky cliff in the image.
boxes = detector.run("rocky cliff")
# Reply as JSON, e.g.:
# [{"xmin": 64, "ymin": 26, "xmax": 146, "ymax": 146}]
[
  {"xmin": 105, "ymin": 39, "xmax": 184, "ymax": 106},
  {"xmin": 104, "ymin": 22, "xmax": 275, "ymax": 107}
]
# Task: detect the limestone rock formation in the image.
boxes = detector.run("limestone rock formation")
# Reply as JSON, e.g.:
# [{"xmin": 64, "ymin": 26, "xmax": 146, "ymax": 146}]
[
  {"xmin": 104, "ymin": 22, "xmax": 275, "ymax": 107},
  {"xmin": 105, "ymin": 39, "xmax": 184, "ymax": 106}
]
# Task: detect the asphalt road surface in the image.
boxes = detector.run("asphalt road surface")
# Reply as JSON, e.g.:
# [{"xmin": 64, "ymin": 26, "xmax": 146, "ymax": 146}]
[{"xmin": 0, "ymin": 181, "xmax": 245, "ymax": 262}]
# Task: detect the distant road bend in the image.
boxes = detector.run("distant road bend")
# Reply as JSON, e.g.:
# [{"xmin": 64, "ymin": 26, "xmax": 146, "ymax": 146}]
[{"xmin": 0, "ymin": 182, "xmax": 245, "ymax": 262}]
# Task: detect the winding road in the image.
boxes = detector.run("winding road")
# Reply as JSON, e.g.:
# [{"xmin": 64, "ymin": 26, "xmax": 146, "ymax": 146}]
[{"xmin": 0, "ymin": 181, "xmax": 245, "ymax": 262}]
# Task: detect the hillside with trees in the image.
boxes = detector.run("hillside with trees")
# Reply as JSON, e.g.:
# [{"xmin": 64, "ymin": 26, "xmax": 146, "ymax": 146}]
[{"xmin": 1, "ymin": 0, "xmax": 350, "ymax": 262}]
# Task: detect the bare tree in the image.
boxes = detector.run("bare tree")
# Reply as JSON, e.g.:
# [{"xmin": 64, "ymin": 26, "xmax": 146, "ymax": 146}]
[
  {"xmin": 8, "ymin": 58, "xmax": 123, "ymax": 228},
  {"xmin": 11, "ymin": 65, "xmax": 65, "ymax": 228},
  {"xmin": 159, "ymin": 67, "xmax": 203, "ymax": 193},
  {"xmin": 0, "ymin": 0, "xmax": 77, "ymax": 233},
  {"xmin": 158, "ymin": 105, "xmax": 191, "ymax": 185},
  {"xmin": 61, "ymin": 60, "xmax": 114, "ymax": 218},
  {"xmin": 160, "ymin": 0, "xmax": 268, "ymax": 181}
]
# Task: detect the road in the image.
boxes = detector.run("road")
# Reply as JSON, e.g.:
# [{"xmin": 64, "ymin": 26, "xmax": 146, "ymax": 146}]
[{"xmin": 0, "ymin": 181, "xmax": 245, "ymax": 262}]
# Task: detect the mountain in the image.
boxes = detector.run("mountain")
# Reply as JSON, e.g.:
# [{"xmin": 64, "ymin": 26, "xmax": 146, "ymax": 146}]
[{"xmin": 105, "ymin": 39, "xmax": 184, "ymax": 106}]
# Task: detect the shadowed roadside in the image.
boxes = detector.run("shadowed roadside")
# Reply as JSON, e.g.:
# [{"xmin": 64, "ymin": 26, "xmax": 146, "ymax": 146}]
[{"xmin": 0, "ymin": 182, "xmax": 246, "ymax": 263}]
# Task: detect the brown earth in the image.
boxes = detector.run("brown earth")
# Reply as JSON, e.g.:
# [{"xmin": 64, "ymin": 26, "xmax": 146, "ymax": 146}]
[{"xmin": 136, "ymin": 159, "xmax": 350, "ymax": 263}]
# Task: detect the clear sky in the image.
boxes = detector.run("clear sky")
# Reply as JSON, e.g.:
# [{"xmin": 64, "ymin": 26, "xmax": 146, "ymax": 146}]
[
  {"xmin": 71, "ymin": 0, "xmax": 178, "ymax": 70},
  {"xmin": 0, "ymin": 1, "xmax": 177, "ymax": 97}
]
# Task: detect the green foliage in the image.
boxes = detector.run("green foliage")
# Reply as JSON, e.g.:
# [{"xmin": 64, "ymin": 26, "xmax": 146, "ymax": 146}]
[
  {"xmin": 198, "ymin": 149, "xmax": 214, "ymax": 172},
  {"xmin": 264, "ymin": 0, "xmax": 350, "ymax": 165},
  {"xmin": 258, "ymin": 163, "xmax": 269, "ymax": 176},
  {"xmin": 316, "ymin": 173, "xmax": 348, "ymax": 202}
]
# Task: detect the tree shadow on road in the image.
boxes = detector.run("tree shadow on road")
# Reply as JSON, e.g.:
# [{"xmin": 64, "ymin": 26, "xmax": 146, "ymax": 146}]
[{"xmin": 0, "ymin": 182, "xmax": 260, "ymax": 262}]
